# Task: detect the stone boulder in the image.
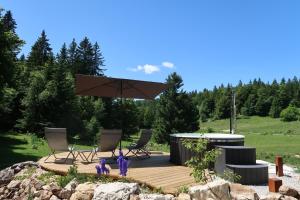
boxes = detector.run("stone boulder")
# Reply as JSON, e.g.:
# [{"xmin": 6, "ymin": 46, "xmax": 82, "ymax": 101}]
[
  {"xmin": 139, "ymin": 193, "xmax": 174, "ymax": 200},
  {"xmin": 7, "ymin": 180, "xmax": 21, "ymax": 190},
  {"xmin": 40, "ymin": 190, "xmax": 53, "ymax": 200},
  {"xmin": 48, "ymin": 182, "xmax": 62, "ymax": 196},
  {"xmin": 189, "ymin": 180, "xmax": 231, "ymax": 200},
  {"xmin": 0, "ymin": 167, "xmax": 14, "ymax": 184},
  {"xmin": 49, "ymin": 195, "xmax": 60, "ymax": 200},
  {"xmin": 279, "ymin": 185, "xmax": 299, "ymax": 199},
  {"xmin": 176, "ymin": 193, "xmax": 191, "ymax": 200},
  {"xmin": 65, "ymin": 178, "xmax": 79, "ymax": 191},
  {"xmin": 93, "ymin": 182, "xmax": 139, "ymax": 200},
  {"xmin": 229, "ymin": 183, "xmax": 259, "ymax": 200},
  {"xmin": 58, "ymin": 188, "xmax": 73, "ymax": 199},
  {"xmin": 70, "ymin": 182, "xmax": 96, "ymax": 200},
  {"xmin": 259, "ymin": 192, "xmax": 283, "ymax": 200}
]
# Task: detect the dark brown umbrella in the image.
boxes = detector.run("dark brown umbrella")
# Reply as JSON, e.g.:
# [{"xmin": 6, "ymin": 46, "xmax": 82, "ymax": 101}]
[
  {"xmin": 75, "ymin": 74, "xmax": 169, "ymax": 99},
  {"xmin": 75, "ymin": 74, "xmax": 169, "ymax": 149}
]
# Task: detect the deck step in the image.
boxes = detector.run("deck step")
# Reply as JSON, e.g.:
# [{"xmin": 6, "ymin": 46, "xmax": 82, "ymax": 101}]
[
  {"xmin": 216, "ymin": 145, "xmax": 256, "ymax": 165},
  {"xmin": 226, "ymin": 164, "xmax": 269, "ymax": 185}
]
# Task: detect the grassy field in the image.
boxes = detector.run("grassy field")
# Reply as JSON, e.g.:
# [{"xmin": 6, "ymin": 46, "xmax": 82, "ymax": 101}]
[{"xmin": 200, "ymin": 116, "xmax": 300, "ymax": 169}]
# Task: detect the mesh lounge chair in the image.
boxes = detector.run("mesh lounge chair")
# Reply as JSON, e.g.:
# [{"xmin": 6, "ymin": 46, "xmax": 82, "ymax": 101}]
[
  {"xmin": 125, "ymin": 129, "xmax": 152, "ymax": 158},
  {"xmin": 44, "ymin": 128, "xmax": 76, "ymax": 163},
  {"xmin": 90, "ymin": 129, "xmax": 122, "ymax": 161}
]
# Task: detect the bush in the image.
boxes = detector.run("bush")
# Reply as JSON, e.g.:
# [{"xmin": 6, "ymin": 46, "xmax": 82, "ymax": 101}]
[
  {"xmin": 182, "ymin": 138, "xmax": 220, "ymax": 183},
  {"xmin": 280, "ymin": 105, "xmax": 300, "ymax": 122}
]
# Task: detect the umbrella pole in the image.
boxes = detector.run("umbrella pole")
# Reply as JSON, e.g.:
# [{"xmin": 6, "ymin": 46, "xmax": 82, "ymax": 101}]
[{"xmin": 120, "ymin": 80, "xmax": 123, "ymax": 150}]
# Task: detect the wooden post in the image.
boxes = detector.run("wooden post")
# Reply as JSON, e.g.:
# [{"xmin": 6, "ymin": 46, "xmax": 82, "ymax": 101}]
[
  {"xmin": 268, "ymin": 178, "xmax": 282, "ymax": 192},
  {"xmin": 275, "ymin": 156, "xmax": 283, "ymax": 177}
]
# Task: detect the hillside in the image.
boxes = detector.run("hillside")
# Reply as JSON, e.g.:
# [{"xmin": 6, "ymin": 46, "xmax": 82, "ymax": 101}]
[{"xmin": 200, "ymin": 116, "xmax": 300, "ymax": 169}]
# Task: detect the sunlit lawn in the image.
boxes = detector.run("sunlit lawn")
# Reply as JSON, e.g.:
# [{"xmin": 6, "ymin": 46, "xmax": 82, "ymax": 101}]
[
  {"xmin": 0, "ymin": 131, "xmax": 169, "ymax": 169},
  {"xmin": 200, "ymin": 116, "xmax": 300, "ymax": 169}
]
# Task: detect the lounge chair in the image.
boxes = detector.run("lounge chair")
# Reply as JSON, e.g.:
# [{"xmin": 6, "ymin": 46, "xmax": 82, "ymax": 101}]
[
  {"xmin": 125, "ymin": 129, "xmax": 152, "ymax": 158},
  {"xmin": 90, "ymin": 129, "xmax": 122, "ymax": 161},
  {"xmin": 44, "ymin": 128, "xmax": 76, "ymax": 163}
]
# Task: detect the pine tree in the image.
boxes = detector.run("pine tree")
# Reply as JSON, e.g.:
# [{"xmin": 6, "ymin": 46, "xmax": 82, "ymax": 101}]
[
  {"xmin": 269, "ymin": 97, "xmax": 282, "ymax": 118},
  {"xmin": 76, "ymin": 37, "xmax": 94, "ymax": 75},
  {"xmin": 92, "ymin": 42, "xmax": 105, "ymax": 76},
  {"xmin": 215, "ymin": 86, "xmax": 232, "ymax": 119},
  {"xmin": 67, "ymin": 39, "xmax": 78, "ymax": 74},
  {"xmin": 27, "ymin": 30, "xmax": 53, "ymax": 69},
  {"xmin": 153, "ymin": 73, "xmax": 199, "ymax": 143},
  {"xmin": 57, "ymin": 43, "xmax": 68, "ymax": 65},
  {"xmin": 2, "ymin": 10, "xmax": 16, "ymax": 32}
]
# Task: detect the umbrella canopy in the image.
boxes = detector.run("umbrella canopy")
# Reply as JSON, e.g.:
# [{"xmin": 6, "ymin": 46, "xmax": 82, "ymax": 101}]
[{"xmin": 75, "ymin": 74, "xmax": 169, "ymax": 99}]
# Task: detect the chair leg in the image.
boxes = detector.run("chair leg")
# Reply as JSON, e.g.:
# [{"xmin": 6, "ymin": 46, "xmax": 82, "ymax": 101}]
[
  {"xmin": 90, "ymin": 151, "xmax": 98, "ymax": 162},
  {"xmin": 125, "ymin": 149, "xmax": 132, "ymax": 156},
  {"xmin": 44, "ymin": 151, "xmax": 56, "ymax": 163},
  {"xmin": 64, "ymin": 151, "xmax": 72, "ymax": 163},
  {"xmin": 44, "ymin": 154, "xmax": 52, "ymax": 162}
]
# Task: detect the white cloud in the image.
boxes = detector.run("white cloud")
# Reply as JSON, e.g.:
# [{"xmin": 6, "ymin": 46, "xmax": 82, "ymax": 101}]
[
  {"xmin": 162, "ymin": 61, "xmax": 174, "ymax": 68},
  {"xmin": 128, "ymin": 64, "xmax": 160, "ymax": 74}
]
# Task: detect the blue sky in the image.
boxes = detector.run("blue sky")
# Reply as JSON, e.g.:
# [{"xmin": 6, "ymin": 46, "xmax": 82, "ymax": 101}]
[{"xmin": 1, "ymin": 0, "xmax": 300, "ymax": 91}]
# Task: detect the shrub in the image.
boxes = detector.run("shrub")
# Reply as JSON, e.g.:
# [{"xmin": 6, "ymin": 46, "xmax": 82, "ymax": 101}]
[
  {"xmin": 28, "ymin": 133, "xmax": 43, "ymax": 149},
  {"xmin": 177, "ymin": 185, "xmax": 189, "ymax": 194},
  {"xmin": 280, "ymin": 105, "xmax": 300, "ymax": 122},
  {"xmin": 182, "ymin": 138, "xmax": 220, "ymax": 183}
]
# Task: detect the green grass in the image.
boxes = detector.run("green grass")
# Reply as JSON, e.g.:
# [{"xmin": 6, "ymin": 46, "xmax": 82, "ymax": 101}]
[
  {"xmin": 200, "ymin": 116, "xmax": 300, "ymax": 135},
  {"xmin": 0, "ymin": 132, "xmax": 94, "ymax": 169},
  {"xmin": 0, "ymin": 131, "xmax": 168, "ymax": 170},
  {"xmin": 200, "ymin": 116, "xmax": 300, "ymax": 169}
]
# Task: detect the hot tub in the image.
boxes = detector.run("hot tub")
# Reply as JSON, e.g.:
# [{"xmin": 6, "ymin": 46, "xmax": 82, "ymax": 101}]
[{"xmin": 170, "ymin": 133, "xmax": 245, "ymax": 165}]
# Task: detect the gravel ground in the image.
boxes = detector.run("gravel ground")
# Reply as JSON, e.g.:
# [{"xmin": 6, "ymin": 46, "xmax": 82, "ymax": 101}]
[{"xmin": 249, "ymin": 160, "xmax": 300, "ymax": 197}]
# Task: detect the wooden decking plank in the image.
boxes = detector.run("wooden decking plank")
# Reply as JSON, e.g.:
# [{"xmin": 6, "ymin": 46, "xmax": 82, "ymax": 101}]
[{"xmin": 38, "ymin": 151, "xmax": 197, "ymax": 194}]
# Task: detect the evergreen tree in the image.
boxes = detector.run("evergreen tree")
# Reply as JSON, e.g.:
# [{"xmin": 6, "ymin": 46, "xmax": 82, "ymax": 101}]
[
  {"xmin": 153, "ymin": 73, "xmax": 199, "ymax": 143},
  {"xmin": 269, "ymin": 97, "xmax": 282, "ymax": 118},
  {"xmin": 0, "ymin": 10, "xmax": 24, "ymax": 130},
  {"xmin": 27, "ymin": 30, "xmax": 53, "ymax": 69},
  {"xmin": 215, "ymin": 86, "xmax": 232, "ymax": 119},
  {"xmin": 57, "ymin": 43, "xmax": 68, "ymax": 65},
  {"xmin": 2, "ymin": 10, "xmax": 16, "ymax": 32},
  {"xmin": 67, "ymin": 39, "xmax": 78, "ymax": 74},
  {"xmin": 76, "ymin": 37, "xmax": 94, "ymax": 75},
  {"xmin": 92, "ymin": 42, "xmax": 105, "ymax": 76}
]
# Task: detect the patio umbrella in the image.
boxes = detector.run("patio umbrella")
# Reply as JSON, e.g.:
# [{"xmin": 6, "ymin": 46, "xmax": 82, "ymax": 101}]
[{"xmin": 75, "ymin": 74, "xmax": 169, "ymax": 148}]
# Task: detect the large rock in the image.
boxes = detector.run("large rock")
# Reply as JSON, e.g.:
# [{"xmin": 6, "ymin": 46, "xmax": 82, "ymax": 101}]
[
  {"xmin": 48, "ymin": 182, "xmax": 62, "ymax": 195},
  {"xmin": 49, "ymin": 195, "xmax": 60, "ymax": 200},
  {"xmin": 260, "ymin": 192, "xmax": 283, "ymax": 200},
  {"xmin": 279, "ymin": 185, "xmax": 299, "ymax": 198},
  {"xmin": 139, "ymin": 193, "xmax": 174, "ymax": 200},
  {"xmin": 70, "ymin": 182, "xmax": 96, "ymax": 200},
  {"xmin": 11, "ymin": 161, "xmax": 39, "ymax": 169},
  {"xmin": 34, "ymin": 180, "xmax": 45, "ymax": 190},
  {"xmin": 7, "ymin": 180, "xmax": 21, "ymax": 189},
  {"xmin": 0, "ymin": 167, "xmax": 14, "ymax": 184},
  {"xmin": 229, "ymin": 183, "xmax": 259, "ymax": 200},
  {"xmin": 20, "ymin": 179, "xmax": 31, "ymax": 189},
  {"xmin": 58, "ymin": 188, "xmax": 73, "ymax": 199},
  {"xmin": 64, "ymin": 178, "xmax": 79, "ymax": 191},
  {"xmin": 93, "ymin": 182, "xmax": 139, "ymax": 200},
  {"xmin": 40, "ymin": 190, "xmax": 53, "ymax": 200},
  {"xmin": 189, "ymin": 180, "xmax": 231, "ymax": 200},
  {"xmin": 282, "ymin": 196, "xmax": 298, "ymax": 200},
  {"xmin": 176, "ymin": 193, "xmax": 191, "ymax": 200}
]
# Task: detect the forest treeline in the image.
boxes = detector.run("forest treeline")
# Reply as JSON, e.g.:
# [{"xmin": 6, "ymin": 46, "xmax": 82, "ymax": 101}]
[
  {"xmin": 1, "ymin": 9, "xmax": 299, "ymax": 144},
  {"xmin": 194, "ymin": 77, "xmax": 300, "ymax": 122}
]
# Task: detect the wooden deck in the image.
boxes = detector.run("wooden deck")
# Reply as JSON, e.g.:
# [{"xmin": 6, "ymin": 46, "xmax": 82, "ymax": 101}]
[{"xmin": 38, "ymin": 151, "xmax": 196, "ymax": 194}]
